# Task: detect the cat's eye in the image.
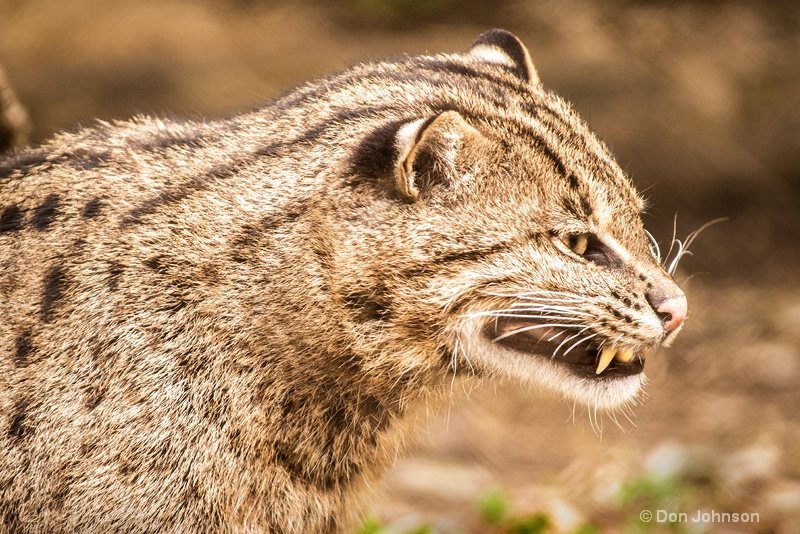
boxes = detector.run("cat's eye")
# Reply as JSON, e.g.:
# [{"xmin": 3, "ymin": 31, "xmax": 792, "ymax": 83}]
[
  {"xmin": 563, "ymin": 233, "xmax": 590, "ymax": 255},
  {"xmin": 559, "ymin": 232, "xmax": 623, "ymax": 269}
]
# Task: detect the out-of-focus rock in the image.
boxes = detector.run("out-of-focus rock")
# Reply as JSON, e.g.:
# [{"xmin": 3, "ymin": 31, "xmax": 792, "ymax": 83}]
[
  {"xmin": 644, "ymin": 441, "xmax": 715, "ymax": 481},
  {"xmin": 0, "ymin": 65, "xmax": 30, "ymax": 151},
  {"xmin": 720, "ymin": 443, "xmax": 780, "ymax": 489}
]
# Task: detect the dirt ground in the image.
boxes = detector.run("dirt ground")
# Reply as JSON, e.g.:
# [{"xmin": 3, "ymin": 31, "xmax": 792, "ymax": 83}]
[{"xmin": 2, "ymin": 1, "xmax": 799, "ymax": 532}]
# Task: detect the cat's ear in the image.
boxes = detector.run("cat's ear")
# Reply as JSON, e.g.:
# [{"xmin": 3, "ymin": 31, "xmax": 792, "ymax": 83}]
[
  {"xmin": 468, "ymin": 29, "xmax": 539, "ymax": 85},
  {"xmin": 393, "ymin": 110, "xmax": 487, "ymax": 202}
]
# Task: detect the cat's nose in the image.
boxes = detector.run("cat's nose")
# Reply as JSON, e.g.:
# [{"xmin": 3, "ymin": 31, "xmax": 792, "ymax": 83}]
[{"xmin": 652, "ymin": 293, "xmax": 687, "ymax": 334}]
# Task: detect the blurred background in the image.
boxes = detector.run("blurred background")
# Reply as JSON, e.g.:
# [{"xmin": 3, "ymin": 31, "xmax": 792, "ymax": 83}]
[{"xmin": 1, "ymin": 0, "xmax": 799, "ymax": 532}]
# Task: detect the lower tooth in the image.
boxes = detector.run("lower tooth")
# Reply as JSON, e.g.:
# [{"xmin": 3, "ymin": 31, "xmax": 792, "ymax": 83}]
[
  {"xmin": 615, "ymin": 349, "xmax": 634, "ymax": 363},
  {"xmin": 595, "ymin": 347, "xmax": 616, "ymax": 374}
]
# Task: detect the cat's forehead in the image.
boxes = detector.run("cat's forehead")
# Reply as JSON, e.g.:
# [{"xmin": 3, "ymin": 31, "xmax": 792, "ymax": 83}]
[
  {"xmin": 485, "ymin": 91, "xmax": 644, "ymax": 215},
  {"xmin": 496, "ymin": 128, "xmax": 645, "ymax": 226},
  {"xmin": 582, "ymin": 173, "xmax": 645, "ymax": 226}
]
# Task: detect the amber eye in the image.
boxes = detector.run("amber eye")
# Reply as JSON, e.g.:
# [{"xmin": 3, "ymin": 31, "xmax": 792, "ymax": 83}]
[{"xmin": 563, "ymin": 233, "xmax": 589, "ymax": 255}]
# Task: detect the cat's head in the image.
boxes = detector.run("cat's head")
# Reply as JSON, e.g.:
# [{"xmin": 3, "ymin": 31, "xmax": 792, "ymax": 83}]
[{"xmin": 336, "ymin": 30, "xmax": 686, "ymax": 410}]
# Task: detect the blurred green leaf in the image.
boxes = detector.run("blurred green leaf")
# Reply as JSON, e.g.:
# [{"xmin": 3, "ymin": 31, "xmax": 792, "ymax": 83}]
[
  {"xmin": 510, "ymin": 513, "xmax": 551, "ymax": 534},
  {"xmin": 618, "ymin": 476, "xmax": 683, "ymax": 508},
  {"xmin": 476, "ymin": 489, "xmax": 509, "ymax": 524},
  {"xmin": 353, "ymin": 515, "xmax": 385, "ymax": 534},
  {"xmin": 571, "ymin": 524, "xmax": 602, "ymax": 534}
]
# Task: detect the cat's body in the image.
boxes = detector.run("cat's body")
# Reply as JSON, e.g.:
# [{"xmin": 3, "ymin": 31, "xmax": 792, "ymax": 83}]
[{"xmin": 0, "ymin": 31, "xmax": 686, "ymax": 533}]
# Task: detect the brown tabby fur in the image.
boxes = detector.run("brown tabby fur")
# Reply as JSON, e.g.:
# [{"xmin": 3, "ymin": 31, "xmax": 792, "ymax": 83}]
[{"xmin": 0, "ymin": 30, "xmax": 685, "ymax": 533}]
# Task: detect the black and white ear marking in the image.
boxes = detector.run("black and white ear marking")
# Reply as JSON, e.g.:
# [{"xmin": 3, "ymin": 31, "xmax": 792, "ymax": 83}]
[
  {"xmin": 469, "ymin": 29, "xmax": 540, "ymax": 84},
  {"xmin": 393, "ymin": 111, "xmax": 483, "ymax": 202}
]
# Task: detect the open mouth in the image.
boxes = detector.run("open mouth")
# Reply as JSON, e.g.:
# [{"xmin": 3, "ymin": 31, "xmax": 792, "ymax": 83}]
[{"xmin": 483, "ymin": 316, "xmax": 645, "ymax": 379}]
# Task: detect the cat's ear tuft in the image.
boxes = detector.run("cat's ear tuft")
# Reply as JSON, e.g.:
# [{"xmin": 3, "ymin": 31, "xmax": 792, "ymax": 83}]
[
  {"xmin": 393, "ymin": 111, "xmax": 484, "ymax": 202},
  {"xmin": 469, "ymin": 29, "xmax": 539, "ymax": 85}
]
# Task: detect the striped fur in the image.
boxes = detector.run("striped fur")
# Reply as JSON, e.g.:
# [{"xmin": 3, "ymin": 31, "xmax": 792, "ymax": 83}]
[{"xmin": 0, "ymin": 30, "xmax": 685, "ymax": 533}]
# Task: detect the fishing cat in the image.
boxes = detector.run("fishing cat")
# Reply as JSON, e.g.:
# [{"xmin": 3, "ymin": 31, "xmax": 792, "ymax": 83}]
[{"xmin": 0, "ymin": 30, "xmax": 687, "ymax": 533}]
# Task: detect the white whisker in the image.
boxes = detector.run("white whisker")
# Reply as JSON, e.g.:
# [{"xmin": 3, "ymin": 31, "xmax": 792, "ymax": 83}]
[
  {"xmin": 553, "ymin": 323, "xmax": 601, "ymax": 356},
  {"xmin": 644, "ymin": 228, "xmax": 661, "ymax": 263},
  {"xmin": 492, "ymin": 323, "xmax": 584, "ymax": 343},
  {"xmin": 450, "ymin": 336, "xmax": 460, "ymax": 390},
  {"xmin": 667, "ymin": 242, "xmax": 690, "ymax": 275},
  {"xmin": 512, "ymin": 295, "xmax": 588, "ymax": 303},
  {"xmin": 621, "ymin": 407, "xmax": 637, "ymax": 428},
  {"xmin": 663, "ymin": 217, "xmax": 726, "ymax": 275},
  {"xmin": 682, "ymin": 217, "xmax": 726, "ymax": 251},
  {"xmin": 546, "ymin": 329, "xmax": 570, "ymax": 342},
  {"xmin": 608, "ymin": 409, "xmax": 628, "ymax": 433},
  {"xmin": 469, "ymin": 314, "xmax": 585, "ymax": 324},
  {"xmin": 562, "ymin": 332, "xmax": 599, "ymax": 356},
  {"xmin": 508, "ymin": 303, "xmax": 593, "ymax": 315},
  {"xmin": 480, "ymin": 289, "xmax": 586, "ymax": 301},
  {"xmin": 665, "ymin": 213, "xmax": 679, "ymax": 264}
]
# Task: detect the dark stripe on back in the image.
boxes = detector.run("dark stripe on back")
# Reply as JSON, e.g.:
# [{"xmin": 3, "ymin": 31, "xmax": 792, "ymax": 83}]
[
  {"xmin": 273, "ymin": 54, "xmax": 531, "ymax": 114},
  {"xmin": 282, "ymin": 105, "xmax": 397, "ymax": 150},
  {"xmin": 14, "ymin": 331, "xmax": 32, "ymax": 367},
  {"xmin": 0, "ymin": 204, "xmax": 23, "ymax": 232},
  {"xmin": 106, "ymin": 262, "xmax": 122, "ymax": 291},
  {"xmin": 8, "ymin": 398, "xmax": 29, "ymax": 441},
  {"xmin": 64, "ymin": 148, "xmax": 110, "ymax": 172},
  {"xmin": 228, "ymin": 205, "xmax": 306, "ymax": 264},
  {"xmin": 32, "ymin": 194, "xmax": 60, "ymax": 230},
  {"xmin": 132, "ymin": 131, "xmax": 206, "ymax": 152},
  {"xmin": 121, "ymin": 163, "xmax": 241, "ymax": 226},
  {"xmin": 342, "ymin": 285, "xmax": 392, "ymax": 322},
  {"xmin": 122, "ymin": 105, "xmax": 396, "ymax": 226},
  {"xmin": 0, "ymin": 150, "xmax": 51, "ymax": 180},
  {"xmin": 123, "ymin": 56, "xmax": 577, "ymax": 224},
  {"xmin": 82, "ymin": 197, "xmax": 103, "ymax": 218},
  {"xmin": 41, "ymin": 265, "xmax": 66, "ymax": 323}
]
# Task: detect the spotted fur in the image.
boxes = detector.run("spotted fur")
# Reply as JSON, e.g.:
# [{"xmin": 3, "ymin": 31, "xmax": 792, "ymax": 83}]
[{"xmin": 0, "ymin": 30, "xmax": 685, "ymax": 533}]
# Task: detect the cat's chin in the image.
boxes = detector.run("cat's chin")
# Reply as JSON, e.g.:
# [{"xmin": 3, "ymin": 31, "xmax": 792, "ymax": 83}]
[{"xmin": 461, "ymin": 318, "xmax": 647, "ymax": 410}]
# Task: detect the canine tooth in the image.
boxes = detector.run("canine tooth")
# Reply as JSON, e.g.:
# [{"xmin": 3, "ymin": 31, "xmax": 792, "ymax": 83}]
[
  {"xmin": 595, "ymin": 347, "xmax": 616, "ymax": 375},
  {"xmin": 615, "ymin": 348, "xmax": 634, "ymax": 363}
]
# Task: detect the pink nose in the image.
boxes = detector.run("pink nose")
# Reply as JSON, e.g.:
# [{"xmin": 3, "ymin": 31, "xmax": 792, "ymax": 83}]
[{"xmin": 656, "ymin": 294, "xmax": 688, "ymax": 333}]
